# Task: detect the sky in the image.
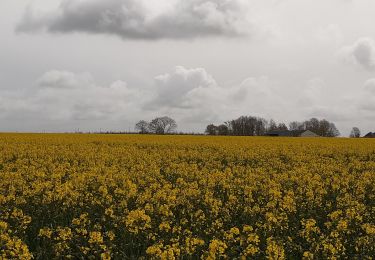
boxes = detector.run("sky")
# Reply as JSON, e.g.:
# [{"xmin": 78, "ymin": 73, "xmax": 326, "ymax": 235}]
[{"xmin": 1, "ymin": 0, "xmax": 375, "ymax": 135}]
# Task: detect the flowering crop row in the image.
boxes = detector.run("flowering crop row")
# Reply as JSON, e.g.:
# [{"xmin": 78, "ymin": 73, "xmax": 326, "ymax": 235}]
[{"xmin": 0, "ymin": 134, "xmax": 374, "ymax": 259}]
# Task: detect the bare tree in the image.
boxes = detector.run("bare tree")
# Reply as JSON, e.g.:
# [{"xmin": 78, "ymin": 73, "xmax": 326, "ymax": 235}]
[
  {"xmin": 350, "ymin": 127, "xmax": 361, "ymax": 138},
  {"xmin": 227, "ymin": 116, "xmax": 267, "ymax": 136},
  {"xmin": 205, "ymin": 124, "xmax": 218, "ymax": 135},
  {"xmin": 268, "ymin": 119, "xmax": 278, "ymax": 131},
  {"xmin": 135, "ymin": 120, "xmax": 149, "ymax": 134},
  {"xmin": 148, "ymin": 116, "xmax": 177, "ymax": 134},
  {"xmin": 255, "ymin": 118, "xmax": 267, "ymax": 136},
  {"xmin": 318, "ymin": 119, "xmax": 331, "ymax": 136},
  {"xmin": 327, "ymin": 123, "xmax": 340, "ymax": 137},
  {"xmin": 308, "ymin": 118, "xmax": 320, "ymax": 132},
  {"xmin": 217, "ymin": 124, "xmax": 229, "ymax": 136},
  {"xmin": 277, "ymin": 123, "xmax": 288, "ymax": 131},
  {"xmin": 289, "ymin": 121, "xmax": 303, "ymax": 130}
]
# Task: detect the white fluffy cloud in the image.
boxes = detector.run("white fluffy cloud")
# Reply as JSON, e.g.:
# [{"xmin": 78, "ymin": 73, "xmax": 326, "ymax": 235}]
[
  {"xmin": 145, "ymin": 66, "xmax": 232, "ymax": 123},
  {"xmin": 19, "ymin": 71, "xmax": 143, "ymax": 121},
  {"xmin": 339, "ymin": 38, "xmax": 375, "ymax": 70},
  {"xmin": 145, "ymin": 66, "xmax": 286, "ymax": 124},
  {"xmin": 17, "ymin": 0, "xmax": 251, "ymax": 40},
  {"xmin": 151, "ymin": 66, "xmax": 218, "ymax": 109}
]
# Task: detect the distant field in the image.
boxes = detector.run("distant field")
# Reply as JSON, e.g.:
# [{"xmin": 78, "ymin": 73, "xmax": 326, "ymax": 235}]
[{"xmin": 1, "ymin": 134, "xmax": 374, "ymax": 259}]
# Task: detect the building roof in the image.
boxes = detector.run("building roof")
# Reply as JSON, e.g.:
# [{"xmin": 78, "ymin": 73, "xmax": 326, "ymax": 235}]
[
  {"xmin": 298, "ymin": 130, "xmax": 320, "ymax": 137},
  {"xmin": 364, "ymin": 132, "xmax": 375, "ymax": 138},
  {"xmin": 291, "ymin": 130, "xmax": 309, "ymax": 136},
  {"xmin": 267, "ymin": 130, "xmax": 293, "ymax": 136}
]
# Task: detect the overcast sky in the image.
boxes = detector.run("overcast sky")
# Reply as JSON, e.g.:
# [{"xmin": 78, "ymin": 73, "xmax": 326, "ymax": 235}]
[{"xmin": 1, "ymin": 0, "xmax": 375, "ymax": 135}]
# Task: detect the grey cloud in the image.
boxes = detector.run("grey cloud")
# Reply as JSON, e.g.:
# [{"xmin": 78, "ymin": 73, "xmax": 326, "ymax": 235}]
[
  {"xmin": 146, "ymin": 66, "xmax": 286, "ymax": 124},
  {"xmin": 2, "ymin": 66, "xmax": 368, "ymax": 133},
  {"xmin": 295, "ymin": 78, "xmax": 355, "ymax": 125},
  {"xmin": 316, "ymin": 24, "xmax": 343, "ymax": 45},
  {"xmin": 359, "ymin": 79, "xmax": 375, "ymax": 112},
  {"xmin": 312, "ymin": 79, "xmax": 375, "ymax": 134},
  {"xmin": 17, "ymin": 0, "xmax": 251, "ymax": 40},
  {"xmin": 12, "ymin": 71, "xmax": 144, "ymax": 121},
  {"xmin": 144, "ymin": 66, "xmax": 226, "ymax": 124},
  {"xmin": 307, "ymin": 106, "xmax": 355, "ymax": 122},
  {"xmin": 150, "ymin": 66, "xmax": 218, "ymax": 109},
  {"xmin": 364, "ymin": 79, "xmax": 375, "ymax": 94},
  {"xmin": 297, "ymin": 78, "xmax": 326, "ymax": 107},
  {"xmin": 339, "ymin": 38, "xmax": 375, "ymax": 70},
  {"xmin": 37, "ymin": 70, "xmax": 94, "ymax": 89}
]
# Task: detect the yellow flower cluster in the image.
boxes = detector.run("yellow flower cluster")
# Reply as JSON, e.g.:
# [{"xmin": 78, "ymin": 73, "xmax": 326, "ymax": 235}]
[{"xmin": 0, "ymin": 133, "xmax": 374, "ymax": 259}]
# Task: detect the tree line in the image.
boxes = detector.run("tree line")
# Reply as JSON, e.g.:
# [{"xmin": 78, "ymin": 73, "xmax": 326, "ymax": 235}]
[
  {"xmin": 135, "ymin": 115, "xmax": 365, "ymax": 138},
  {"xmin": 205, "ymin": 116, "xmax": 341, "ymax": 137}
]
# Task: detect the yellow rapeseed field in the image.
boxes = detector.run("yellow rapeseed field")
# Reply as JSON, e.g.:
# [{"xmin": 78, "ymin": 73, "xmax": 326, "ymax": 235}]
[{"xmin": 0, "ymin": 134, "xmax": 375, "ymax": 259}]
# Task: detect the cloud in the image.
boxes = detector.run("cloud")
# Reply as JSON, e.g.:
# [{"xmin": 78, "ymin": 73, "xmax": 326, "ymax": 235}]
[
  {"xmin": 358, "ymin": 79, "xmax": 375, "ymax": 111},
  {"xmin": 338, "ymin": 38, "xmax": 375, "ymax": 70},
  {"xmin": 3, "ymin": 67, "xmax": 264, "ymax": 129},
  {"xmin": 37, "ymin": 70, "xmax": 94, "ymax": 89},
  {"xmin": 364, "ymin": 78, "xmax": 375, "ymax": 94},
  {"xmin": 145, "ymin": 66, "xmax": 225, "ymax": 123},
  {"xmin": 9, "ymin": 71, "xmax": 143, "ymax": 121},
  {"xmin": 316, "ymin": 24, "xmax": 343, "ymax": 45},
  {"xmin": 150, "ymin": 66, "xmax": 218, "ymax": 109},
  {"xmin": 306, "ymin": 78, "xmax": 375, "ymax": 134},
  {"xmin": 145, "ymin": 66, "xmax": 284, "ymax": 124},
  {"xmin": 17, "ymin": 0, "xmax": 252, "ymax": 40},
  {"xmin": 295, "ymin": 78, "xmax": 356, "ymax": 124},
  {"xmin": 4, "ymin": 66, "xmax": 365, "ymax": 133}
]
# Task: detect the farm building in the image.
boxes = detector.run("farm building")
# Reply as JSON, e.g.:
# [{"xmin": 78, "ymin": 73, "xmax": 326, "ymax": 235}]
[
  {"xmin": 266, "ymin": 130, "xmax": 320, "ymax": 137},
  {"xmin": 363, "ymin": 132, "xmax": 375, "ymax": 138}
]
